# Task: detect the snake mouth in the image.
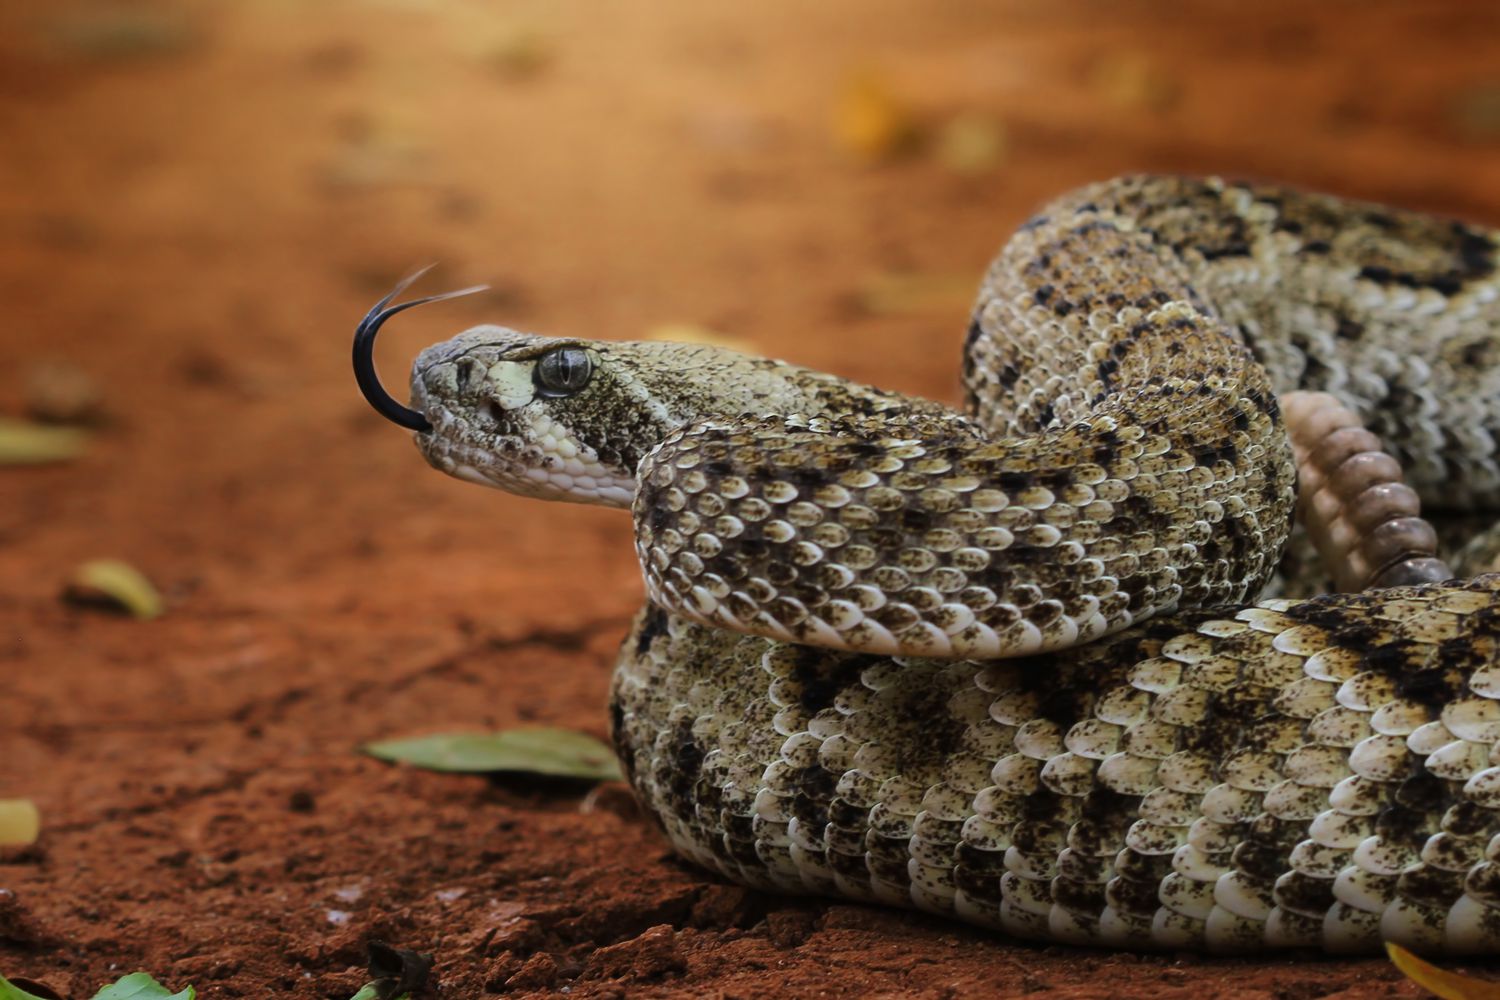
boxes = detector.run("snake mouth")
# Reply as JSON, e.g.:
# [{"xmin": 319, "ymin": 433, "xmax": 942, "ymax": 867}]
[{"xmin": 352, "ymin": 265, "xmax": 488, "ymax": 433}]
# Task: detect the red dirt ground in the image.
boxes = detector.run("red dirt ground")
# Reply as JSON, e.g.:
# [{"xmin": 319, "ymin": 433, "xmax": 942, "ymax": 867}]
[{"xmin": 3, "ymin": 1, "xmax": 1500, "ymax": 997}]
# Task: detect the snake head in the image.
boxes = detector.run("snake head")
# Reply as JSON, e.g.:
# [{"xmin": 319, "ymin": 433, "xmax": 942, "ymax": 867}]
[{"xmin": 408, "ymin": 326, "xmax": 666, "ymax": 506}]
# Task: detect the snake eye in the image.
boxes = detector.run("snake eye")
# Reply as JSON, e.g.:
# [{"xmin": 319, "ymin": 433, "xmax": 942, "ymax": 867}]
[{"xmin": 533, "ymin": 347, "xmax": 593, "ymax": 397}]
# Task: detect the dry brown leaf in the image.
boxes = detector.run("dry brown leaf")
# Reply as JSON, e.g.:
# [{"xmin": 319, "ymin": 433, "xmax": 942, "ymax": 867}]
[
  {"xmin": 0, "ymin": 418, "xmax": 88, "ymax": 465},
  {"xmin": 483, "ymin": 27, "xmax": 553, "ymax": 80},
  {"xmin": 1387, "ymin": 943, "xmax": 1500, "ymax": 999},
  {"xmin": 833, "ymin": 70, "xmax": 921, "ymax": 163},
  {"xmin": 0, "ymin": 800, "xmax": 40, "ymax": 846},
  {"xmin": 64, "ymin": 560, "xmax": 164, "ymax": 620},
  {"xmin": 1450, "ymin": 84, "xmax": 1500, "ymax": 141},
  {"xmin": 50, "ymin": 10, "xmax": 194, "ymax": 60}
]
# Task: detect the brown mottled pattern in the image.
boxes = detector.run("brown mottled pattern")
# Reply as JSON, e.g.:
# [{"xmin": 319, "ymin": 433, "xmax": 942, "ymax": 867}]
[
  {"xmin": 613, "ymin": 579, "xmax": 1500, "ymax": 954},
  {"xmin": 404, "ymin": 176, "xmax": 1500, "ymax": 953}
]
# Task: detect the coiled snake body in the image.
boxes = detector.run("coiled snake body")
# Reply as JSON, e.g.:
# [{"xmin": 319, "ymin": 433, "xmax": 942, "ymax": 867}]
[{"xmin": 355, "ymin": 176, "xmax": 1500, "ymax": 954}]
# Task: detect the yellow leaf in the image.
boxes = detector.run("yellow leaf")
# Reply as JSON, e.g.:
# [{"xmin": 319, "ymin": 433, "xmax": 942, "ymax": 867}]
[
  {"xmin": 65, "ymin": 559, "xmax": 164, "ymax": 620},
  {"xmin": 0, "ymin": 800, "xmax": 40, "ymax": 846},
  {"xmin": 1090, "ymin": 52, "xmax": 1179, "ymax": 113},
  {"xmin": 365, "ymin": 728, "xmax": 623, "ymax": 781},
  {"xmin": 0, "ymin": 418, "xmax": 87, "ymax": 465},
  {"xmin": 833, "ymin": 70, "xmax": 920, "ymax": 163},
  {"xmin": 857, "ymin": 272, "xmax": 975, "ymax": 316},
  {"xmin": 1387, "ymin": 943, "xmax": 1500, "ymax": 1000},
  {"xmin": 935, "ymin": 113, "xmax": 1008, "ymax": 175}
]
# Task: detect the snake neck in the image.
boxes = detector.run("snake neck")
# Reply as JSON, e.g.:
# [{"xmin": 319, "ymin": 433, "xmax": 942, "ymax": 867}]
[
  {"xmin": 633, "ymin": 190, "xmax": 1303, "ymax": 659},
  {"xmin": 635, "ymin": 374, "xmax": 1296, "ymax": 659}
]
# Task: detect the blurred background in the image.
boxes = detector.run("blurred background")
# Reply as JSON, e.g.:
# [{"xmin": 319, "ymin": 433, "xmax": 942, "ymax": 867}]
[
  {"xmin": 3, "ymin": 0, "xmax": 1500, "ymax": 994},
  {"xmin": 5, "ymin": 0, "xmax": 1500, "ymax": 613}
]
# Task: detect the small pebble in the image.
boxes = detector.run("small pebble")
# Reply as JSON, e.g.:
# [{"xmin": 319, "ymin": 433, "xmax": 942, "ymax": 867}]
[
  {"xmin": 23, "ymin": 361, "xmax": 102, "ymax": 425},
  {"xmin": 579, "ymin": 782, "xmax": 642, "ymax": 820}
]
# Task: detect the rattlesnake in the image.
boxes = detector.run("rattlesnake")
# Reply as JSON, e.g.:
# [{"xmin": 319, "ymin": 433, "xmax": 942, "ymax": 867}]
[{"xmin": 353, "ymin": 176, "xmax": 1500, "ymax": 954}]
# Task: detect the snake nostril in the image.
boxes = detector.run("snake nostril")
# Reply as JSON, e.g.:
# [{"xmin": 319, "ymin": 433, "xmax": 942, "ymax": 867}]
[{"xmin": 456, "ymin": 357, "xmax": 484, "ymax": 391}]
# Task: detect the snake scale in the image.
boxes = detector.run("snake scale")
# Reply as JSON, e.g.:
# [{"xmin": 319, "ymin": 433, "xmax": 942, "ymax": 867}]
[{"xmin": 353, "ymin": 176, "xmax": 1500, "ymax": 955}]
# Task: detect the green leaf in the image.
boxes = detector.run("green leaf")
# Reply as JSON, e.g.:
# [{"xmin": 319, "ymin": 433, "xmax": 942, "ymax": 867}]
[
  {"xmin": 1, "ymin": 973, "xmax": 194, "ymax": 1000},
  {"xmin": 0, "ymin": 418, "xmax": 87, "ymax": 465},
  {"xmin": 0, "ymin": 973, "xmax": 62, "ymax": 1000},
  {"xmin": 365, "ymin": 727, "xmax": 623, "ymax": 781},
  {"xmin": 90, "ymin": 972, "xmax": 194, "ymax": 1000},
  {"xmin": 348, "ymin": 987, "xmax": 410, "ymax": 1000}
]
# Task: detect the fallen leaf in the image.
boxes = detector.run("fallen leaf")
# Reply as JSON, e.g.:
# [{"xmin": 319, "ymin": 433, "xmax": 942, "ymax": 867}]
[
  {"xmin": 50, "ymin": 11, "xmax": 194, "ymax": 60},
  {"xmin": 1450, "ymin": 84, "xmax": 1500, "ymax": 141},
  {"xmin": 2, "ymin": 973, "xmax": 196, "ymax": 1000},
  {"xmin": 833, "ymin": 69, "xmax": 921, "ymax": 163},
  {"xmin": 856, "ymin": 271, "xmax": 976, "ymax": 315},
  {"xmin": 64, "ymin": 560, "xmax": 164, "ymax": 620},
  {"xmin": 91, "ymin": 973, "xmax": 195, "ymax": 1000},
  {"xmin": 1387, "ymin": 943, "xmax": 1500, "ymax": 999},
  {"xmin": 2, "ymin": 982, "xmax": 60, "ymax": 1000},
  {"xmin": 1090, "ymin": 52, "xmax": 1179, "ymax": 113},
  {"xmin": 0, "ymin": 418, "xmax": 88, "ymax": 465},
  {"xmin": 320, "ymin": 114, "xmax": 429, "ymax": 190},
  {"xmin": 644, "ymin": 323, "xmax": 756, "ymax": 354},
  {"xmin": 0, "ymin": 801, "xmax": 39, "ymax": 847},
  {"xmin": 348, "ymin": 988, "xmax": 411, "ymax": 1000},
  {"xmin": 483, "ymin": 27, "xmax": 553, "ymax": 80},
  {"xmin": 0, "ymin": 975, "xmax": 62, "ymax": 1000},
  {"xmin": 935, "ymin": 113, "xmax": 1008, "ymax": 174},
  {"xmin": 365, "ymin": 728, "xmax": 623, "ymax": 781}
]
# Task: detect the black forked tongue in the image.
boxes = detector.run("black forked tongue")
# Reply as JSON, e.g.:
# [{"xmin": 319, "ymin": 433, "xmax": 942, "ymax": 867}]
[{"xmin": 352, "ymin": 265, "xmax": 488, "ymax": 432}]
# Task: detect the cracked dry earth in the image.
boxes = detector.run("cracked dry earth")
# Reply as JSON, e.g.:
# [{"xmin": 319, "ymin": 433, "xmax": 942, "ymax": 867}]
[{"xmin": 4, "ymin": 0, "xmax": 1500, "ymax": 997}]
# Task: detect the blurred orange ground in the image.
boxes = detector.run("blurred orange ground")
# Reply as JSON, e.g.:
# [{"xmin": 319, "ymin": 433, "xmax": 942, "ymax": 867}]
[{"xmin": 2, "ymin": 1, "xmax": 1500, "ymax": 996}]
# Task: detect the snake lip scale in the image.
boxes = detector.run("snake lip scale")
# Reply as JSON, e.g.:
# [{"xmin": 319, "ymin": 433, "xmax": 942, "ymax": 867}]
[{"xmin": 354, "ymin": 175, "xmax": 1500, "ymax": 955}]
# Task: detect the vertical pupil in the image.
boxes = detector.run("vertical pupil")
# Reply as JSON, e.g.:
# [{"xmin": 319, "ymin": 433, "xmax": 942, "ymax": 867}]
[{"xmin": 543, "ymin": 349, "xmax": 586, "ymax": 391}]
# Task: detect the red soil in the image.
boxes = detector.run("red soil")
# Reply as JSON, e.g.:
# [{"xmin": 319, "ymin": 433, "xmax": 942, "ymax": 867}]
[{"xmin": 3, "ymin": 1, "xmax": 1499, "ymax": 996}]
